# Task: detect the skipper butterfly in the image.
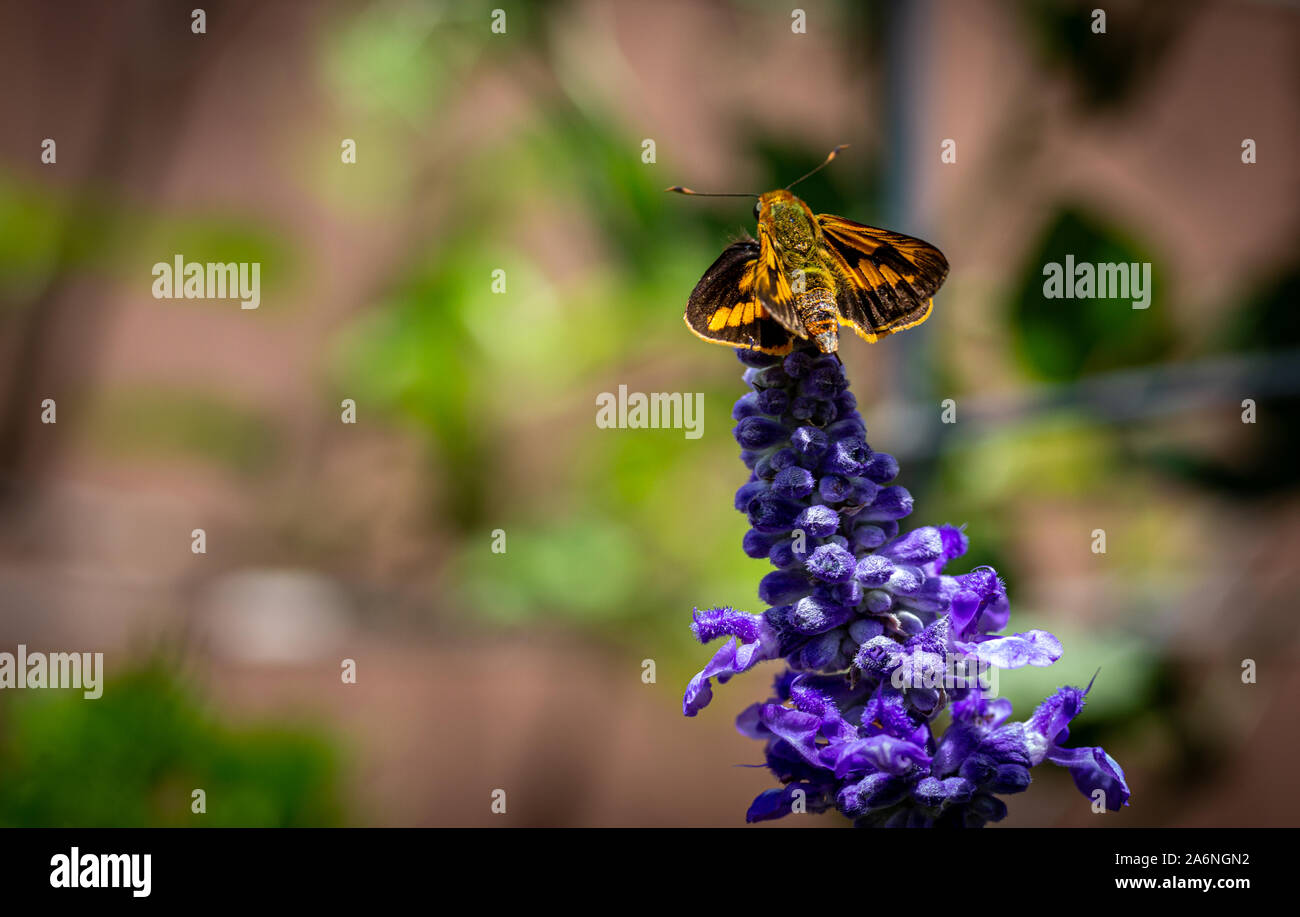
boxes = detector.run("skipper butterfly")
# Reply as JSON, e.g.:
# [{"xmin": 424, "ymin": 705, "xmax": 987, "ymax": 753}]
[{"xmin": 669, "ymin": 145, "xmax": 949, "ymax": 355}]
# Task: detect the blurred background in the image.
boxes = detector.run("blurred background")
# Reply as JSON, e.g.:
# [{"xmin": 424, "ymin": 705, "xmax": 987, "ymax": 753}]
[{"xmin": 0, "ymin": 0, "xmax": 1297, "ymax": 827}]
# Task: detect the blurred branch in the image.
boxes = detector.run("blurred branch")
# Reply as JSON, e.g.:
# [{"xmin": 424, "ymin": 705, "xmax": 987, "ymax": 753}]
[
  {"xmin": 884, "ymin": 349, "xmax": 1300, "ymax": 458},
  {"xmin": 0, "ymin": 1, "xmax": 256, "ymax": 507}
]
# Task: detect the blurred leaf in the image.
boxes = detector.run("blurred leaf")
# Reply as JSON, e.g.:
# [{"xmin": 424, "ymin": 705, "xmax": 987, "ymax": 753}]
[
  {"xmin": 1019, "ymin": 0, "xmax": 1192, "ymax": 108},
  {"xmin": 0, "ymin": 176, "xmax": 62, "ymax": 298},
  {"xmin": 0, "ymin": 172, "xmax": 295, "ymax": 310},
  {"xmin": 1136, "ymin": 257, "xmax": 1300, "ymax": 495},
  {"xmin": 0, "ymin": 663, "xmax": 342, "ymax": 827},
  {"xmin": 457, "ymin": 514, "xmax": 643, "ymax": 625},
  {"xmin": 1009, "ymin": 208, "xmax": 1175, "ymax": 381},
  {"xmin": 79, "ymin": 388, "xmax": 280, "ymax": 476},
  {"xmin": 943, "ymin": 414, "xmax": 1119, "ymax": 500},
  {"xmin": 1220, "ymin": 257, "xmax": 1300, "ymax": 353}
]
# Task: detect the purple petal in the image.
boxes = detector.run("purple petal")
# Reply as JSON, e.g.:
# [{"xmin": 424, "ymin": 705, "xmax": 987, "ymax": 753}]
[
  {"xmin": 1047, "ymin": 744, "xmax": 1131, "ymax": 810},
  {"xmin": 758, "ymin": 704, "xmax": 824, "ymax": 767},
  {"xmin": 682, "ymin": 626, "xmax": 778, "ymax": 716},
  {"xmin": 746, "ymin": 783, "xmax": 830, "ymax": 822},
  {"xmin": 821, "ymin": 734, "xmax": 931, "ymax": 779},
  {"xmin": 963, "ymin": 630, "xmax": 1062, "ymax": 669},
  {"xmin": 1027, "ymin": 683, "xmax": 1089, "ymax": 747}
]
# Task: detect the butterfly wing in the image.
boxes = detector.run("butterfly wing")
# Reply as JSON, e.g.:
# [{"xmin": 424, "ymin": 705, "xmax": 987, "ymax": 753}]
[
  {"xmin": 817, "ymin": 214, "xmax": 949, "ymax": 341},
  {"xmin": 684, "ymin": 239, "xmax": 796, "ymax": 355},
  {"xmin": 753, "ymin": 224, "xmax": 803, "ymax": 336}
]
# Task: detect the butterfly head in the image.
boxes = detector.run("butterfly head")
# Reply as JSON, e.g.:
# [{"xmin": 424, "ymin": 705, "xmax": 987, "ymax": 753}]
[{"xmin": 757, "ymin": 190, "xmax": 818, "ymax": 253}]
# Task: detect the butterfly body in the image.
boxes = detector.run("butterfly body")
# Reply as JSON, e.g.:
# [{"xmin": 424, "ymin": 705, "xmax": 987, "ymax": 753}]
[{"xmin": 680, "ymin": 186, "xmax": 949, "ymax": 356}]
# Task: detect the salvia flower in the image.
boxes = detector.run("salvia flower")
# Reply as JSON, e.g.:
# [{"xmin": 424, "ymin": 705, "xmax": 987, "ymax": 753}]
[{"xmin": 684, "ymin": 344, "xmax": 1129, "ymax": 827}]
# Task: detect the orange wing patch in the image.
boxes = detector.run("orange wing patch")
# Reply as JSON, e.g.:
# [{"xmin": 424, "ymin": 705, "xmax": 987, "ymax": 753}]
[
  {"xmin": 683, "ymin": 239, "xmax": 797, "ymax": 355},
  {"xmin": 816, "ymin": 213, "xmax": 948, "ymax": 341}
]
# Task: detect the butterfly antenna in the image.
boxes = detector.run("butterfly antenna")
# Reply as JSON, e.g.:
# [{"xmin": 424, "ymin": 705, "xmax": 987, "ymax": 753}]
[
  {"xmin": 786, "ymin": 144, "xmax": 849, "ymax": 190},
  {"xmin": 665, "ymin": 186, "xmax": 760, "ymax": 198}
]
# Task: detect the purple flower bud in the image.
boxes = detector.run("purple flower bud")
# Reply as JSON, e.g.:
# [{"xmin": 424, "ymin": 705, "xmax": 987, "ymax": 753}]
[
  {"xmin": 795, "ymin": 504, "xmax": 840, "ymax": 538},
  {"xmin": 829, "ymin": 580, "xmax": 862, "ymax": 606},
  {"xmin": 850, "ymin": 477, "xmax": 880, "ymax": 506},
  {"xmin": 734, "ymin": 480, "xmax": 768, "ymax": 512},
  {"xmin": 819, "ymin": 474, "xmax": 852, "ymax": 503},
  {"xmin": 968, "ymin": 794, "xmax": 1008, "ymax": 823},
  {"xmin": 822, "ymin": 436, "xmax": 869, "ymax": 477},
  {"xmin": 690, "ymin": 606, "xmax": 764, "ymax": 644},
  {"xmin": 852, "ymin": 524, "xmax": 888, "ymax": 551},
  {"xmin": 782, "ymin": 350, "xmax": 813, "ymax": 378},
  {"xmin": 854, "ymin": 554, "xmax": 895, "ymax": 587},
  {"xmin": 895, "ymin": 612, "xmax": 924, "ymax": 635},
  {"xmin": 734, "ymin": 416, "xmax": 788, "ymax": 449},
  {"xmin": 801, "ymin": 365, "xmax": 843, "ymax": 399},
  {"xmin": 848, "ymin": 618, "xmax": 883, "ymax": 643},
  {"xmin": 737, "ymin": 349, "xmax": 781, "ymax": 369},
  {"xmin": 887, "ymin": 565, "xmax": 925, "ymax": 595},
  {"xmin": 863, "ymin": 485, "xmax": 913, "ymax": 521},
  {"xmin": 790, "ymin": 595, "xmax": 855, "ymax": 634},
  {"xmin": 989, "ymin": 764, "xmax": 1032, "ymax": 794},
  {"xmin": 884, "ymin": 526, "xmax": 944, "ymax": 565},
  {"xmin": 747, "ymin": 491, "xmax": 803, "ymax": 533},
  {"xmin": 913, "ymin": 776, "xmax": 973, "ymax": 807},
  {"xmin": 862, "ymin": 451, "xmax": 900, "ymax": 484},
  {"xmin": 809, "ymin": 400, "xmax": 837, "ymax": 426},
  {"xmin": 742, "ymin": 528, "xmax": 781, "ymax": 558},
  {"xmin": 854, "ymin": 635, "xmax": 902, "ymax": 676},
  {"xmin": 959, "ymin": 754, "xmax": 998, "ymax": 787},
  {"xmin": 772, "ymin": 466, "xmax": 815, "ymax": 500},
  {"xmin": 768, "ymin": 538, "xmax": 803, "ymax": 569},
  {"xmin": 796, "ymin": 630, "xmax": 845, "ymax": 669},
  {"xmin": 732, "ymin": 391, "xmax": 762, "ymax": 420},
  {"xmin": 759, "ymin": 570, "xmax": 812, "ymax": 605},
  {"xmin": 755, "ymin": 388, "xmax": 788, "ymax": 415},
  {"xmin": 826, "ymin": 417, "xmax": 867, "ymax": 441},
  {"xmin": 838, "ymin": 772, "xmax": 906, "ymax": 817},
  {"xmin": 790, "ymin": 426, "xmax": 830, "ymax": 467},
  {"xmin": 864, "ymin": 589, "xmax": 893, "ymax": 614},
  {"xmin": 745, "ymin": 365, "xmax": 790, "ymax": 389},
  {"xmin": 769, "ymin": 448, "xmax": 798, "ymax": 471},
  {"xmin": 805, "ymin": 543, "xmax": 856, "ymax": 583},
  {"xmin": 791, "ymin": 396, "xmax": 818, "ymax": 421},
  {"xmin": 938, "ymin": 524, "xmax": 969, "ymax": 563}
]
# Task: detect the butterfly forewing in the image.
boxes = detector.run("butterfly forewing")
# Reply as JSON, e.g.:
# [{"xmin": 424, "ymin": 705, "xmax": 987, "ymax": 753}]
[
  {"xmin": 817, "ymin": 214, "xmax": 949, "ymax": 341},
  {"xmin": 683, "ymin": 239, "xmax": 796, "ymax": 355},
  {"xmin": 755, "ymin": 225, "xmax": 803, "ymax": 335}
]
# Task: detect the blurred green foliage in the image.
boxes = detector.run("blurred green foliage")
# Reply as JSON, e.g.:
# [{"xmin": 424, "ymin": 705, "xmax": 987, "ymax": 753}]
[
  {"xmin": 0, "ymin": 663, "xmax": 343, "ymax": 827},
  {"xmin": 1010, "ymin": 208, "xmax": 1174, "ymax": 381},
  {"xmin": 1019, "ymin": 0, "xmax": 1190, "ymax": 108},
  {"xmin": 80, "ymin": 388, "xmax": 280, "ymax": 476},
  {"xmin": 0, "ymin": 174, "xmax": 295, "ymax": 309},
  {"xmin": 1140, "ymin": 257, "xmax": 1300, "ymax": 495}
]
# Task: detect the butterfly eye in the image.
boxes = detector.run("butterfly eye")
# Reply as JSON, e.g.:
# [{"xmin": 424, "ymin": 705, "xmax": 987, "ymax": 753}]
[{"xmin": 753, "ymin": 201, "xmax": 762, "ymax": 219}]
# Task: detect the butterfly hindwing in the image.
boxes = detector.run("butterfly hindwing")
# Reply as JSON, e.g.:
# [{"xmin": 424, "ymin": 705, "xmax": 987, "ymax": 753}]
[
  {"xmin": 817, "ymin": 214, "xmax": 949, "ymax": 341},
  {"xmin": 684, "ymin": 239, "xmax": 796, "ymax": 355}
]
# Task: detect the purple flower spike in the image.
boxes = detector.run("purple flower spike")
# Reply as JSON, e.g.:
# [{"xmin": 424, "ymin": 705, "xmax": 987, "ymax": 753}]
[{"xmin": 683, "ymin": 343, "xmax": 1128, "ymax": 826}]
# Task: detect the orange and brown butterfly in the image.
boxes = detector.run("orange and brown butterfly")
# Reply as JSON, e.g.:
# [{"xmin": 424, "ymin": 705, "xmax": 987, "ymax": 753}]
[{"xmin": 668, "ymin": 145, "xmax": 948, "ymax": 356}]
